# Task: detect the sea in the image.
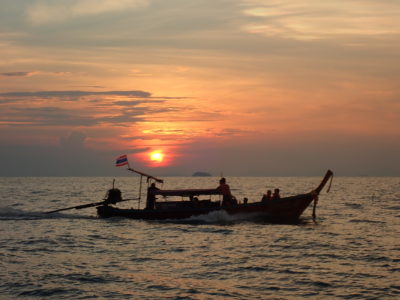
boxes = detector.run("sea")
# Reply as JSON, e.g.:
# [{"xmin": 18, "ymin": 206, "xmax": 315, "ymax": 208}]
[{"xmin": 0, "ymin": 176, "xmax": 399, "ymax": 299}]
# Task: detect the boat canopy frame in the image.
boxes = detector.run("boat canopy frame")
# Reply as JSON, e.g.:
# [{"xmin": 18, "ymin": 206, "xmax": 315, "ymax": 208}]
[
  {"xmin": 127, "ymin": 167, "xmax": 164, "ymax": 209},
  {"xmin": 153, "ymin": 189, "xmax": 221, "ymax": 198}
]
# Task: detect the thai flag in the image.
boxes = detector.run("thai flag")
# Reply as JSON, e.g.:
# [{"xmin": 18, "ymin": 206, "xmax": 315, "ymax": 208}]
[{"xmin": 115, "ymin": 155, "xmax": 129, "ymax": 167}]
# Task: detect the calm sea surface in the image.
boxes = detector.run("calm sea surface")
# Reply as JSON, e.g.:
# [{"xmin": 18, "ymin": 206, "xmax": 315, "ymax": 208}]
[{"xmin": 0, "ymin": 176, "xmax": 399, "ymax": 299}]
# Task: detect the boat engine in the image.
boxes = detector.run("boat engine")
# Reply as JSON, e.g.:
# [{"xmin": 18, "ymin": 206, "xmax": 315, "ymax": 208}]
[{"xmin": 105, "ymin": 188, "xmax": 122, "ymax": 204}]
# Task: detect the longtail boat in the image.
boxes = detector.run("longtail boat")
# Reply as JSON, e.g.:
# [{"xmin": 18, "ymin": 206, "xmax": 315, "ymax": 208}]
[
  {"xmin": 96, "ymin": 169, "xmax": 334, "ymax": 222},
  {"xmin": 46, "ymin": 169, "xmax": 333, "ymax": 222}
]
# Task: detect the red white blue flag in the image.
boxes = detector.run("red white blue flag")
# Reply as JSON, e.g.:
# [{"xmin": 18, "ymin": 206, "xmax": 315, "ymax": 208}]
[{"xmin": 115, "ymin": 155, "xmax": 129, "ymax": 167}]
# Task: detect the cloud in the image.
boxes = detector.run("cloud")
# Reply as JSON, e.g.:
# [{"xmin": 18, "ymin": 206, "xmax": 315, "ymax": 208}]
[
  {"xmin": 27, "ymin": 0, "xmax": 149, "ymax": 24},
  {"xmin": 1, "ymin": 71, "xmax": 35, "ymax": 77},
  {"xmin": 0, "ymin": 90, "xmax": 152, "ymax": 98},
  {"xmin": 0, "ymin": 105, "xmax": 152, "ymax": 127},
  {"xmin": 241, "ymin": 0, "xmax": 400, "ymax": 41},
  {"xmin": 0, "ymin": 89, "xmax": 199, "ymax": 128},
  {"xmin": 8, "ymin": 106, "xmax": 103, "ymax": 126},
  {"xmin": 0, "ymin": 71, "xmax": 72, "ymax": 78},
  {"xmin": 112, "ymin": 100, "xmax": 165, "ymax": 106}
]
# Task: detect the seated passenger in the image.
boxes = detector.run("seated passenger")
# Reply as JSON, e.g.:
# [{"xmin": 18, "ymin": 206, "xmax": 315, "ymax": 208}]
[{"xmin": 262, "ymin": 190, "xmax": 272, "ymax": 202}]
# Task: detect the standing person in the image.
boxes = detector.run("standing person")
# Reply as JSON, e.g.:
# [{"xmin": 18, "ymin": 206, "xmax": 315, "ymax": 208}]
[
  {"xmin": 146, "ymin": 183, "xmax": 159, "ymax": 210},
  {"xmin": 217, "ymin": 177, "xmax": 235, "ymax": 206},
  {"xmin": 272, "ymin": 188, "xmax": 281, "ymax": 200}
]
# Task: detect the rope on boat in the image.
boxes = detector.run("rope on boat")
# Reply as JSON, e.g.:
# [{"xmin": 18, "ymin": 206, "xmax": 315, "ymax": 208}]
[
  {"xmin": 312, "ymin": 170, "xmax": 333, "ymax": 221},
  {"xmin": 311, "ymin": 190, "xmax": 319, "ymax": 221},
  {"xmin": 327, "ymin": 173, "xmax": 334, "ymax": 193}
]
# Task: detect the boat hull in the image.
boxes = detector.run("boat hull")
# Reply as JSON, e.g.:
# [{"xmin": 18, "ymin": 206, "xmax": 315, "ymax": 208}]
[{"xmin": 96, "ymin": 193, "xmax": 315, "ymax": 222}]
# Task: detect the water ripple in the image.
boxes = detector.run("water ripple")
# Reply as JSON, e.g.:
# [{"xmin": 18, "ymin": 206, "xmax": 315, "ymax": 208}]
[{"xmin": 1, "ymin": 176, "xmax": 399, "ymax": 299}]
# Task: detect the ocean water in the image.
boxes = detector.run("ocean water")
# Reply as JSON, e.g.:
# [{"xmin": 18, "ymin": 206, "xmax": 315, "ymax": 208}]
[{"xmin": 0, "ymin": 175, "xmax": 399, "ymax": 299}]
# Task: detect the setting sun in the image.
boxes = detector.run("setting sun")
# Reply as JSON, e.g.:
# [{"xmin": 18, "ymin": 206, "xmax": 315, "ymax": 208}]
[
  {"xmin": 134, "ymin": 148, "xmax": 173, "ymax": 168},
  {"xmin": 149, "ymin": 151, "xmax": 164, "ymax": 163}
]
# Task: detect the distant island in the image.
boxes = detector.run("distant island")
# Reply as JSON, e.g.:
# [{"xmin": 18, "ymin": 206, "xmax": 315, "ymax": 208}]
[{"xmin": 192, "ymin": 171, "xmax": 212, "ymax": 177}]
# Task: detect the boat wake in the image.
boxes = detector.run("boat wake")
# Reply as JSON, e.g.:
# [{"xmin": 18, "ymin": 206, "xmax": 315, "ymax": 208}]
[
  {"xmin": 161, "ymin": 210, "xmax": 267, "ymax": 225},
  {"xmin": 0, "ymin": 206, "xmax": 95, "ymax": 221},
  {"xmin": 160, "ymin": 210, "xmax": 313, "ymax": 225}
]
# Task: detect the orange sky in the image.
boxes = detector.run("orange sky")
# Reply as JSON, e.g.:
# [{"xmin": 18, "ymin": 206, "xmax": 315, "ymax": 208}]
[{"xmin": 1, "ymin": 0, "xmax": 399, "ymax": 176}]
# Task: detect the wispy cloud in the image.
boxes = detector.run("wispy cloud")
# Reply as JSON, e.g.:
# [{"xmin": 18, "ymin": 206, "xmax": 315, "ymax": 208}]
[
  {"xmin": 0, "ymin": 90, "xmax": 163, "ymax": 127},
  {"xmin": 0, "ymin": 90, "xmax": 152, "ymax": 99},
  {"xmin": 1, "ymin": 71, "xmax": 36, "ymax": 77},
  {"xmin": 0, "ymin": 71, "xmax": 72, "ymax": 78},
  {"xmin": 26, "ymin": 0, "xmax": 149, "ymax": 24},
  {"xmin": 0, "ymin": 90, "xmax": 219, "ymax": 129},
  {"xmin": 241, "ymin": 0, "xmax": 400, "ymax": 40}
]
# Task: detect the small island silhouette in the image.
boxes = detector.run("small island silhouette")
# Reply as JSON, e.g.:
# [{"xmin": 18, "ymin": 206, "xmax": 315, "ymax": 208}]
[{"xmin": 192, "ymin": 171, "xmax": 212, "ymax": 177}]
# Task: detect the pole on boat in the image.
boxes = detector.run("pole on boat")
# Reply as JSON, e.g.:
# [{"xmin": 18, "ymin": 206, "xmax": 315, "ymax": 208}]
[
  {"xmin": 44, "ymin": 197, "xmax": 140, "ymax": 214},
  {"xmin": 127, "ymin": 168, "xmax": 164, "ymax": 183},
  {"xmin": 138, "ymin": 175, "xmax": 143, "ymax": 209},
  {"xmin": 127, "ymin": 168, "xmax": 163, "ymax": 209}
]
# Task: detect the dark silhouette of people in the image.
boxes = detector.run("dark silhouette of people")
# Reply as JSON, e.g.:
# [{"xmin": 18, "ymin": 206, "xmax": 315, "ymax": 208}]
[
  {"xmin": 146, "ymin": 183, "xmax": 159, "ymax": 210},
  {"xmin": 217, "ymin": 177, "xmax": 237, "ymax": 206},
  {"xmin": 262, "ymin": 190, "xmax": 272, "ymax": 203},
  {"xmin": 272, "ymin": 188, "xmax": 280, "ymax": 200}
]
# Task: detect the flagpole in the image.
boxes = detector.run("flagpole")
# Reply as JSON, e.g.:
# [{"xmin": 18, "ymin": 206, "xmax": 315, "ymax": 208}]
[
  {"xmin": 138, "ymin": 175, "xmax": 143, "ymax": 209},
  {"xmin": 115, "ymin": 154, "xmax": 164, "ymax": 208}
]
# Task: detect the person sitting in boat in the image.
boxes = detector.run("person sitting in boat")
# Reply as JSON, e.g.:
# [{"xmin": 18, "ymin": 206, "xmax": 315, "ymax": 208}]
[
  {"xmin": 217, "ymin": 178, "xmax": 237, "ymax": 206},
  {"xmin": 262, "ymin": 190, "xmax": 272, "ymax": 202},
  {"xmin": 272, "ymin": 188, "xmax": 280, "ymax": 200},
  {"xmin": 146, "ymin": 183, "xmax": 159, "ymax": 210}
]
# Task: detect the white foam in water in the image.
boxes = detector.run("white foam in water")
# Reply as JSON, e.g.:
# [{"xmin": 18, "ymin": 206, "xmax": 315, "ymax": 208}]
[
  {"xmin": 187, "ymin": 210, "xmax": 262, "ymax": 224},
  {"xmin": 0, "ymin": 206, "xmax": 94, "ymax": 220},
  {"xmin": 0, "ymin": 206, "xmax": 41, "ymax": 220}
]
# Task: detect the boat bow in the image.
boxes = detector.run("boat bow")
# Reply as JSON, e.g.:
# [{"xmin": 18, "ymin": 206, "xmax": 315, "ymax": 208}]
[{"xmin": 314, "ymin": 170, "xmax": 334, "ymax": 194}]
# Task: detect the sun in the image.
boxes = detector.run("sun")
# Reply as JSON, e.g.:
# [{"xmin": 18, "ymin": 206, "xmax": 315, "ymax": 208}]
[{"xmin": 149, "ymin": 151, "xmax": 164, "ymax": 163}]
